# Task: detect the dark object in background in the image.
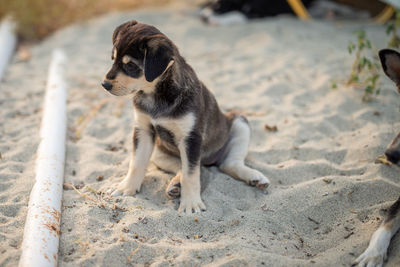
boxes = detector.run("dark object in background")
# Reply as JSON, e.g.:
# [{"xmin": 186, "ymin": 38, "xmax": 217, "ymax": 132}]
[
  {"xmin": 335, "ymin": 0, "xmax": 386, "ymax": 17},
  {"xmin": 203, "ymin": 0, "xmax": 315, "ymax": 18},
  {"xmin": 201, "ymin": 0, "xmax": 387, "ymax": 23}
]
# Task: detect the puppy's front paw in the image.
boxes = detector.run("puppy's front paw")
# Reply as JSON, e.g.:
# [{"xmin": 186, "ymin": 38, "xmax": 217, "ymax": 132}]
[
  {"xmin": 354, "ymin": 227, "xmax": 392, "ymax": 267},
  {"xmin": 354, "ymin": 247, "xmax": 387, "ymax": 267},
  {"xmin": 248, "ymin": 169, "xmax": 270, "ymax": 189},
  {"xmin": 107, "ymin": 177, "xmax": 142, "ymax": 197},
  {"xmin": 178, "ymin": 194, "xmax": 206, "ymax": 214}
]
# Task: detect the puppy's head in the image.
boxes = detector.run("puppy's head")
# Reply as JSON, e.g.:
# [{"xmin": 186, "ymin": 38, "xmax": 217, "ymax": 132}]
[
  {"xmin": 379, "ymin": 49, "xmax": 400, "ymax": 93},
  {"xmin": 380, "ymin": 49, "xmax": 400, "ymax": 164},
  {"xmin": 102, "ymin": 20, "xmax": 175, "ymax": 96}
]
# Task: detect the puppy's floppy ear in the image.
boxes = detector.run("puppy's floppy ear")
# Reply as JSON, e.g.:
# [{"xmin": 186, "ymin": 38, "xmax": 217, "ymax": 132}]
[
  {"xmin": 379, "ymin": 49, "xmax": 400, "ymax": 87},
  {"xmin": 144, "ymin": 37, "xmax": 174, "ymax": 82},
  {"xmin": 112, "ymin": 20, "xmax": 138, "ymax": 44}
]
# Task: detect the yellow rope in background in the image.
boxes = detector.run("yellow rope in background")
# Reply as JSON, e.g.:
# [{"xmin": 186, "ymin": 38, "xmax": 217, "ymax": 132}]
[
  {"xmin": 374, "ymin": 5, "xmax": 395, "ymax": 24},
  {"xmin": 287, "ymin": 0, "xmax": 311, "ymax": 20},
  {"xmin": 287, "ymin": 0, "xmax": 394, "ymax": 24}
]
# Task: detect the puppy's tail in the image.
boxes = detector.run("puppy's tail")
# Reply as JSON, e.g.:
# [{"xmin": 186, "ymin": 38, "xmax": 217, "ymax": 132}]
[{"xmin": 224, "ymin": 110, "xmax": 249, "ymax": 125}]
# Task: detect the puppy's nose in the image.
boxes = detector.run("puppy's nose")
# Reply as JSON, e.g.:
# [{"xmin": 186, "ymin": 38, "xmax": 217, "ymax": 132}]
[{"xmin": 102, "ymin": 81, "xmax": 113, "ymax": 91}]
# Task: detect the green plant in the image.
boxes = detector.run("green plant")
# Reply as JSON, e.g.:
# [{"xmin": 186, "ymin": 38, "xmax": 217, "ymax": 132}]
[
  {"xmin": 386, "ymin": 9, "xmax": 400, "ymax": 49},
  {"xmin": 346, "ymin": 30, "xmax": 381, "ymax": 102},
  {"xmin": 340, "ymin": 9, "xmax": 400, "ymax": 102}
]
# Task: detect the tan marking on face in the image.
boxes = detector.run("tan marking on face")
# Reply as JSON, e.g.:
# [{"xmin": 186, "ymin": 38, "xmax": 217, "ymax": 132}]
[
  {"xmin": 123, "ymin": 55, "xmax": 142, "ymax": 67},
  {"xmin": 106, "ymin": 71, "xmax": 158, "ymax": 96},
  {"xmin": 112, "ymin": 48, "xmax": 117, "ymax": 60},
  {"xmin": 122, "ymin": 55, "xmax": 131, "ymax": 64},
  {"xmin": 165, "ymin": 60, "xmax": 175, "ymax": 72}
]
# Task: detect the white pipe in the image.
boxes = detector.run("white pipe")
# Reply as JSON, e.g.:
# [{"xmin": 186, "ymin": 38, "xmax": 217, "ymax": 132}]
[
  {"xmin": 0, "ymin": 17, "xmax": 17, "ymax": 81},
  {"xmin": 19, "ymin": 49, "xmax": 68, "ymax": 267}
]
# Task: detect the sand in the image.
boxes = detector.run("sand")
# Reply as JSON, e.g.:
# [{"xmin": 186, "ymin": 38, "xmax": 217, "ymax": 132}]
[{"xmin": 1, "ymin": 8, "xmax": 400, "ymax": 267}]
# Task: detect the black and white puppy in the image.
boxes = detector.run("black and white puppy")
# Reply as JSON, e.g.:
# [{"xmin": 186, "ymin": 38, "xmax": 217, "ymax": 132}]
[
  {"xmin": 102, "ymin": 20, "xmax": 270, "ymax": 214},
  {"xmin": 201, "ymin": 0, "xmax": 315, "ymax": 25},
  {"xmin": 354, "ymin": 49, "xmax": 400, "ymax": 267}
]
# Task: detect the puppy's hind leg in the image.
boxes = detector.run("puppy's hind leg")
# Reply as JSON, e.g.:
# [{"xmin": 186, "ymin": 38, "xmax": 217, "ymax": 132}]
[
  {"xmin": 354, "ymin": 196, "xmax": 400, "ymax": 267},
  {"xmin": 151, "ymin": 146, "xmax": 181, "ymax": 174},
  {"xmin": 166, "ymin": 172, "xmax": 182, "ymax": 199},
  {"xmin": 150, "ymin": 146, "xmax": 182, "ymax": 198},
  {"xmin": 219, "ymin": 116, "xmax": 270, "ymax": 189}
]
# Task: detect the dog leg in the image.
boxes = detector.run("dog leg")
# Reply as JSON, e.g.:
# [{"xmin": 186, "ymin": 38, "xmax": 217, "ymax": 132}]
[
  {"xmin": 354, "ymin": 196, "xmax": 400, "ymax": 267},
  {"xmin": 177, "ymin": 131, "xmax": 206, "ymax": 214},
  {"xmin": 219, "ymin": 116, "xmax": 270, "ymax": 189},
  {"xmin": 110, "ymin": 126, "xmax": 154, "ymax": 196},
  {"xmin": 150, "ymin": 146, "xmax": 182, "ymax": 198},
  {"xmin": 166, "ymin": 172, "xmax": 182, "ymax": 198},
  {"xmin": 151, "ymin": 145, "xmax": 181, "ymax": 174}
]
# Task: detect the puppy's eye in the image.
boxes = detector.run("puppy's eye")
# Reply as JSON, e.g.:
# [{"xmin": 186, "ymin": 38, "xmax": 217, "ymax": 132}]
[{"xmin": 122, "ymin": 62, "xmax": 141, "ymax": 77}]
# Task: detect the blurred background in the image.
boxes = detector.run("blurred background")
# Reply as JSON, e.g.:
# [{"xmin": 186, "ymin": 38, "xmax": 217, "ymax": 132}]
[
  {"xmin": 0, "ymin": 0, "xmax": 200, "ymax": 41},
  {"xmin": 0, "ymin": 0, "xmax": 393, "ymax": 42}
]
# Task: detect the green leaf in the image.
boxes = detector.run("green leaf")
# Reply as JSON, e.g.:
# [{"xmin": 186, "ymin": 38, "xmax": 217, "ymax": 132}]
[
  {"xmin": 386, "ymin": 23, "xmax": 395, "ymax": 35},
  {"xmin": 348, "ymin": 42, "xmax": 355, "ymax": 54},
  {"xmin": 371, "ymin": 74, "xmax": 379, "ymax": 83},
  {"xmin": 357, "ymin": 30, "xmax": 366, "ymax": 40},
  {"xmin": 365, "ymin": 85, "xmax": 374, "ymax": 94},
  {"xmin": 366, "ymin": 40, "xmax": 372, "ymax": 49},
  {"xmin": 396, "ymin": 9, "xmax": 400, "ymax": 19}
]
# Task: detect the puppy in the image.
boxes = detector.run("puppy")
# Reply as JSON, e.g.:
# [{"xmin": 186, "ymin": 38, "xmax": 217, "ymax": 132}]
[
  {"xmin": 102, "ymin": 20, "xmax": 270, "ymax": 214},
  {"xmin": 354, "ymin": 49, "xmax": 400, "ymax": 267},
  {"xmin": 201, "ymin": 0, "xmax": 315, "ymax": 26}
]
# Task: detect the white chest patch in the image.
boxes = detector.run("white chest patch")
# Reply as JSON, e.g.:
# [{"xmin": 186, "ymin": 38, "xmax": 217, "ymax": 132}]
[{"xmin": 151, "ymin": 113, "xmax": 196, "ymax": 143}]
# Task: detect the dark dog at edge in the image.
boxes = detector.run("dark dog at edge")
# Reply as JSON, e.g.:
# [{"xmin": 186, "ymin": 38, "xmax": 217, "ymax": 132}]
[
  {"xmin": 101, "ymin": 20, "xmax": 270, "ymax": 214},
  {"xmin": 354, "ymin": 49, "xmax": 400, "ymax": 267}
]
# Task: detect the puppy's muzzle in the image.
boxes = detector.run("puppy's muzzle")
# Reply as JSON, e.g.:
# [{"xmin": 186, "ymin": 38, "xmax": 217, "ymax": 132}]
[{"xmin": 102, "ymin": 81, "xmax": 113, "ymax": 91}]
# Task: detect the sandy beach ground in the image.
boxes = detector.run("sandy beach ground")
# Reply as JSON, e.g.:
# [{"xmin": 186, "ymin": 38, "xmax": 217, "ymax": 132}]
[{"xmin": 1, "ymin": 8, "xmax": 400, "ymax": 267}]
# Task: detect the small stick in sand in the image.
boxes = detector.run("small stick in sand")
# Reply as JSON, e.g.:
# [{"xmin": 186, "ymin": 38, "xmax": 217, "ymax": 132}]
[
  {"xmin": 307, "ymin": 217, "xmax": 320, "ymax": 225},
  {"xmin": 74, "ymin": 237, "xmax": 89, "ymax": 252},
  {"xmin": 74, "ymin": 98, "xmax": 111, "ymax": 140},
  {"xmin": 126, "ymin": 244, "xmax": 141, "ymax": 264},
  {"xmin": 347, "ymin": 190, "xmax": 353, "ymax": 202},
  {"xmin": 70, "ymin": 184, "xmax": 98, "ymax": 203},
  {"xmin": 264, "ymin": 124, "xmax": 278, "ymax": 132},
  {"xmin": 344, "ymin": 231, "xmax": 354, "ymax": 239}
]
